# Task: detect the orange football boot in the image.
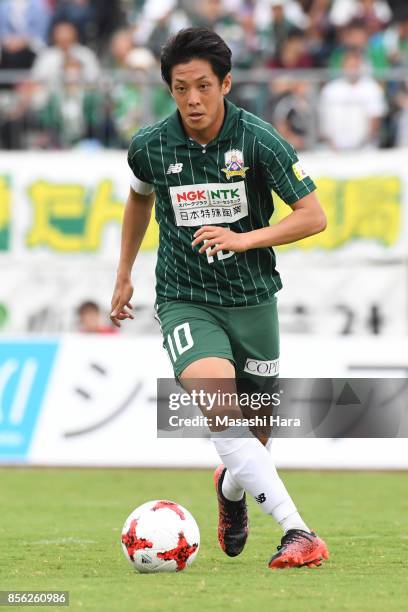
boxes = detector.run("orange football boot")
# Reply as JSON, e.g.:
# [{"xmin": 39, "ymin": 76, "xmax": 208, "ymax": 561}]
[{"xmin": 269, "ymin": 529, "xmax": 329, "ymax": 569}]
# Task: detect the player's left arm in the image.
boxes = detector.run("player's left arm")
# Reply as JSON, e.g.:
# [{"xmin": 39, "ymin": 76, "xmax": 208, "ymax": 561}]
[
  {"xmin": 242, "ymin": 190, "xmax": 326, "ymax": 249},
  {"xmin": 192, "ymin": 191, "xmax": 326, "ymax": 256}
]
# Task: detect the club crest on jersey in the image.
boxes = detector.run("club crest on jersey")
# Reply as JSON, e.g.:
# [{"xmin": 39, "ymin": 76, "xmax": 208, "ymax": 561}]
[{"xmin": 221, "ymin": 149, "xmax": 249, "ymax": 180}]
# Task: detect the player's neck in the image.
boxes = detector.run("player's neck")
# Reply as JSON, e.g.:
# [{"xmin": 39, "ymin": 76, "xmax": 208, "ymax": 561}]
[{"xmin": 181, "ymin": 101, "xmax": 225, "ymax": 146}]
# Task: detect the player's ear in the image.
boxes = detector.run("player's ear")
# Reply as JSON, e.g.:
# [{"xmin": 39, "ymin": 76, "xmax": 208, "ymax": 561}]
[{"xmin": 222, "ymin": 73, "xmax": 232, "ymax": 95}]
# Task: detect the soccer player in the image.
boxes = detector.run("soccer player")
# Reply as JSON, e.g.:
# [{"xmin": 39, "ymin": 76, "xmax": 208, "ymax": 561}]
[{"xmin": 111, "ymin": 27, "xmax": 329, "ymax": 569}]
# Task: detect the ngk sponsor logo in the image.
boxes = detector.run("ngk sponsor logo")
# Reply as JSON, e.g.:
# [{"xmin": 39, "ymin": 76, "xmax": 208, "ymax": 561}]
[
  {"xmin": 176, "ymin": 187, "xmax": 240, "ymax": 203},
  {"xmin": 169, "ymin": 181, "xmax": 248, "ymax": 227}
]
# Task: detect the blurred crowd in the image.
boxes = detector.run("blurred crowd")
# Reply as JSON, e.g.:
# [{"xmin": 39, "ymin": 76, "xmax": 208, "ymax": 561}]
[{"xmin": 1, "ymin": 0, "xmax": 408, "ymax": 150}]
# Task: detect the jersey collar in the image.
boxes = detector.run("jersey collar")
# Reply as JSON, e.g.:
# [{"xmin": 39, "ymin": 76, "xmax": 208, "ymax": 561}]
[{"xmin": 166, "ymin": 98, "xmax": 240, "ymax": 148}]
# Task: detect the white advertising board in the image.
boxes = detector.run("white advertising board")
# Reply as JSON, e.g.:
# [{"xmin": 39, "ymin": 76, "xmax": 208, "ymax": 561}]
[{"xmin": 0, "ymin": 335, "xmax": 406, "ymax": 469}]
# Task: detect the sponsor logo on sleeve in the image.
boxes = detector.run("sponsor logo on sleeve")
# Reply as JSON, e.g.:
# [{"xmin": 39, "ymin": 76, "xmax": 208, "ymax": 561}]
[{"xmin": 292, "ymin": 160, "xmax": 308, "ymax": 181}]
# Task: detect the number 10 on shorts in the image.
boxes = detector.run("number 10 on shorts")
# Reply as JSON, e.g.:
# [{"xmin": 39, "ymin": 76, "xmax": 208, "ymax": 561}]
[{"xmin": 167, "ymin": 322, "xmax": 194, "ymax": 362}]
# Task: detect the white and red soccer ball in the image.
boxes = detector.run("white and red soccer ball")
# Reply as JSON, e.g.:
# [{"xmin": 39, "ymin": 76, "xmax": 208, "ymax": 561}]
[{"xmin": 121, "ymin": 500, "xmax": 200, "ymax": 573}]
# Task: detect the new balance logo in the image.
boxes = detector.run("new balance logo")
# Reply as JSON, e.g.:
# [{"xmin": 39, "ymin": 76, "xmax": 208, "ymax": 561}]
[
  {"xmin": 255, "ymin": 493, "xmax": 266, "ymax": 504},
  {"xmin": 166, "ymin": 163, "xmax": 183, "ymax": 174}
]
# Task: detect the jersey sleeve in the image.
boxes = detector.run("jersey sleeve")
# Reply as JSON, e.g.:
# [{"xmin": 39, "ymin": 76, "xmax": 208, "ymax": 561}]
[
  {"xmin": 127, "ymin": 133, "xmax": 154, "ymax": 195},
  {"xmin": 257, "ymin": 127, "xmax": 316, "ymax": 205},
  {"xmin": 129, "ymin": 170, "xmax": 154, "ymax": 195}
]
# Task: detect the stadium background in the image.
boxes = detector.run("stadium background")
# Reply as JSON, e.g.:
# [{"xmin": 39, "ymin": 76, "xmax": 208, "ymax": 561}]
[{"xmin": 1, "ymin": 0, "xmax": 408, "ymax": 470}]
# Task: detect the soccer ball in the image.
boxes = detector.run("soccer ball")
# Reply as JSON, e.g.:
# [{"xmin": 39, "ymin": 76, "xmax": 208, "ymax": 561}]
[{"xmin": 121, "ymin": 500, "xmax": 200, "ymax": 573}]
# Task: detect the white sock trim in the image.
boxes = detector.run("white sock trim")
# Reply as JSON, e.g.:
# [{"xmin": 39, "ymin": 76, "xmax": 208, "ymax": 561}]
[{"xmin": 279, "ymin": 511, "xmax": 311, "ymax": 534}]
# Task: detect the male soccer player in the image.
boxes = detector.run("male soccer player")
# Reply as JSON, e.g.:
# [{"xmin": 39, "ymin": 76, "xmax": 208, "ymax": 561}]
[{"xmin": 111, "ymin": 27, "xmax": 329, "ymax": 569}]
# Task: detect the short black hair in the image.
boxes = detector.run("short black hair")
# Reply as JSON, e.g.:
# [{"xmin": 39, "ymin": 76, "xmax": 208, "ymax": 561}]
[
  {"xmin": 77, "ymin": 301, "xmax": 100, "ymax": 316},
  {"xmin": 160, "ymin": 27, "xmax": 232, "ymax": 89}
]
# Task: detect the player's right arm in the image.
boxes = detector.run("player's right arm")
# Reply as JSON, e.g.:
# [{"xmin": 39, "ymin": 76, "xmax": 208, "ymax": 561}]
[{"xmin": 110, "ymin": 187, "xmax": 155, "ymax": 327}]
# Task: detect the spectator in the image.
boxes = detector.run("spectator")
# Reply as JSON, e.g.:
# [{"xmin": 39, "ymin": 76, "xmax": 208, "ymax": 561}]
[
  {"xmin": 185, "ymin": 0, "xmax": 254, "ymax": 67},
  {"xmin": 107, "ymin": 29, "xmax": 171, "ymax": 145},
  {"xmin": 232, "ymin": 9, "xmax": 262, "ymax": 68},
  {"xmin": 87, "ymin": 0, "xmax": 126, "ymax": 52},
  {"xmin": 147, "ymin": 9, "xmax": 190, "ymax": 60},
  {"xmin": 35, "ymin": 55, "xmax": 109, "ymax": 147},
  {"xmin": 189, "ymin": 0, "xmax": 231, "ymax": 27},
  {"xmin": 319, "ymin": 48, "xmax": 387, "ymax": 149},
  {"xmin": 268, "ymin": 28, "xmax": 314, "ymax": 68},
  {"xmin": 107, "ymin": 28, "xmax": 156, "ymax": 70},
  {"xmin": 329, "ymin": 18, "xmax": 389, "ymax": 71},
  {"xmin": 255, "ymin": 0, "xmax": 309, "ymax": 32},
  {"xmin": 77, "ymin": 301, "xmax": 118, "ymax": 334},
  {"xmin": 358, "ymin": 0, "xmax": 392, "ymax": 33},
  {"xmin": 329, "ymin": 0, "xmax": 391, "ymax": 32},
  {"xmin": 258, "ymin": 0, "xmax": 298, "ymax": 62},
  {"xmin": 305, "ymin": 0, "xmax": 337, "ymax": 67},
  {"xmin": 264, "ymin": 77, "xmax": 312, "ymax": 150},
  {"xmin": 394, "ymin": 81, "xmax": 408, "ymax": 146},
  {"xmin": 31, "ymin": 21, "xmax": 100, "ymax": 85},
  {"xmin": 0, "ymin": 80, "xmax": 39, "ymax": 148},
  {"xmin": 0, "ymin": 0, "xmax": 52, "ymax": 73},
  {"xmin": 377, "ymin": 9, "xmax": 408, "ymax": 67},
  {"xmin": 132, "ymin": 0, "xmax": 179, "ymax": 46},
  {"xmin": 51, "ymin": 0, "xmax": 97, "ymax": 46}
]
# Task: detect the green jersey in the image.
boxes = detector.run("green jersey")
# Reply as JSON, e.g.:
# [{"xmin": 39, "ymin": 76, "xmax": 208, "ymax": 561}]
[{"xmin": 128, "ymin": 99, "xmax": 316, "ymax": 307}]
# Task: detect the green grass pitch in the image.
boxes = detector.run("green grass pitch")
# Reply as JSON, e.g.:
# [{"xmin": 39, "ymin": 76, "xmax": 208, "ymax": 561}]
[{"xmin": 1, "ymin": 468, "xmax": 407, "ymax": 611}]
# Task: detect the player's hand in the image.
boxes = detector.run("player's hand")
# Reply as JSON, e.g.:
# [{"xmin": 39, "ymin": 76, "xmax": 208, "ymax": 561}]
[
  {"xmin": 191, "ymin": 226, "xmax": 250, "ymax": 257},
  {"xmin": 110, "ymin": 276, "xmax": 134, "ymax": 328}
]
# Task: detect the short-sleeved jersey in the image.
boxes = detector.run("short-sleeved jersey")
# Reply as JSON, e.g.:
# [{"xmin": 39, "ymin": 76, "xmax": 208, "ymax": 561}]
[{"xmin": 128, "ymin": 99, "xmax": 316, "ymax": 307}]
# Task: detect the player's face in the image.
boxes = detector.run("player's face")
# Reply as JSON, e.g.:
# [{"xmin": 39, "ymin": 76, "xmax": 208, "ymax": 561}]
[{"xmin": 170, "ymin": 58, "xmax": 231, "ymax": 142}]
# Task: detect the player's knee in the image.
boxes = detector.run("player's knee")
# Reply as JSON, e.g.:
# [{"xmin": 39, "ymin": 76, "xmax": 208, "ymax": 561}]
[{"xmin": 206, "ymin": 401, "xmax": 242, "ymax": 432}]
